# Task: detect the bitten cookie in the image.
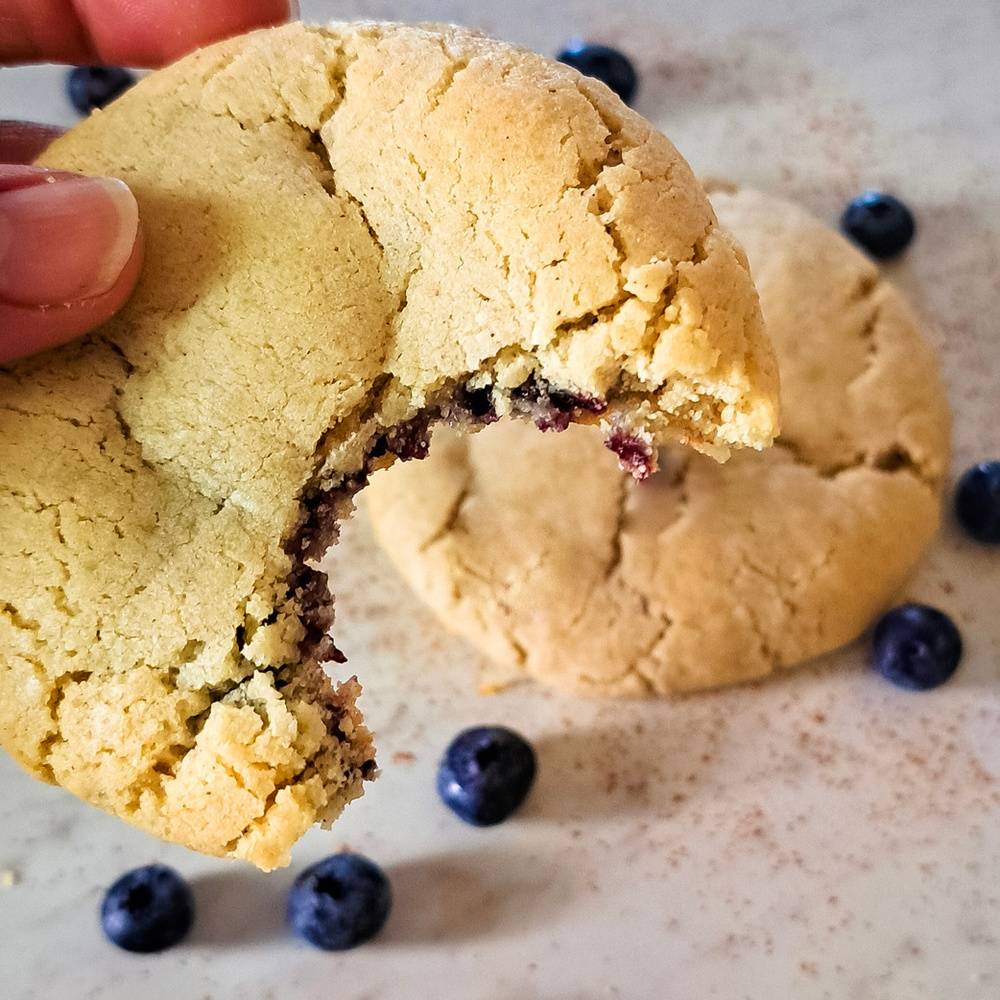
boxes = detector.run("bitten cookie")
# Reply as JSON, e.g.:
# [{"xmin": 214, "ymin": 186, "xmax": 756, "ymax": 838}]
[
  {"xmin": 0, "ymin": 25, "xmax": 777, "ymax": 866},
  {"xmin": 366, "ymin": 186, "xmax": 950, "ymax": 695}
]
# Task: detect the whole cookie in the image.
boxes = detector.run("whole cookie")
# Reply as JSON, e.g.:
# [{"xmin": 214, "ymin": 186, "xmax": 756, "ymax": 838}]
[
  {"xmin": 366, "ymin": 186, "xmax": 951, "ymax": 695},
  {"xmin": 0, "ymin": 26, "xmax": 777, "ymax": 866}
]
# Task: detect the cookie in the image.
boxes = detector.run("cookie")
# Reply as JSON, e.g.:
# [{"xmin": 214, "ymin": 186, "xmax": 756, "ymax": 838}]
[
  {"xmin": 0, "ymin": 25, "xmax": 778, "ymax": 867},
  {"xmin": 366, "ymin": 186, "xmax": 951, "ymax": 695}
]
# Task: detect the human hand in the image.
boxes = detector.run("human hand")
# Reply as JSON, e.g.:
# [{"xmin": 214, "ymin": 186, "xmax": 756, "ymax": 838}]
[{"xmin": 0, "ymin": 0, "xmax": 293, "ymax": 364}]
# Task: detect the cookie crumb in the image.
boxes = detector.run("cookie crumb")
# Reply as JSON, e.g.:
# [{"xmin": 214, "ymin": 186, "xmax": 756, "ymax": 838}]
[
  {"xmin": 391, "ymin": 751, "xmax": 416, "ymax": 764},
  {"xmin": 1, "ymin": 869, "xmax": 19, "ymax": 888}
]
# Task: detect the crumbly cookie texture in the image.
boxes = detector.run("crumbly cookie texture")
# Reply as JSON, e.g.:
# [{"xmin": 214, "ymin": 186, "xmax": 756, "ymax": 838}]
[
  {"xmin": 366, "ymin": 186, "xmax": 951, "ymax": 695},
  {"xmin": 0, "ymin": 25, "xmax": 776, "ymax": 867}
]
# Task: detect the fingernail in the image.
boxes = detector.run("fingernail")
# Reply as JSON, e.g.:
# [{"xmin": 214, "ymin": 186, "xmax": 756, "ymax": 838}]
[{"xmin": 0, "ymin": 173, "xmax": 139, "ymax": 307}]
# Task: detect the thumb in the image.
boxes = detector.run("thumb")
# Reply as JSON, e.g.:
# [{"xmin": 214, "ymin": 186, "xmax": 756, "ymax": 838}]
[{"xmin": 0, "ymin": 166, "xmax": 142, "ymax": 363}]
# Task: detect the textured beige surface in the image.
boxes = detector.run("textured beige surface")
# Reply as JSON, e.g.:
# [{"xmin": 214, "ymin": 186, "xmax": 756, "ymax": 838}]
[
  {"xmin": 366, "ymin": 187, "xmax": 952, "ymax": 695},
  {"xmin": 0, "ymin": 23, "xmax": 777, "ymax": 867}
]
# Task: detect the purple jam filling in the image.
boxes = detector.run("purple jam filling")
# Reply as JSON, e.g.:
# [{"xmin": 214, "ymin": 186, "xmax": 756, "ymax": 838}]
[
  {"xmin": 605, "ymin": 428, "xmax": 656, "ymax": 480},
  {"xmin": 287, "ymin": 375, "xmax": 615, "ymax": 669},
  {"xmin": 376, "ymin": 413, "xmax": 434, "ymax": 462},
  {"xmin": 457, "ymin": 385, "xmax": 499, "ymax": 423},
  {"xmin": 511, "ymin": 374, "xmax": 608, "ymax": 432},
  {"xmin": 289, "ymin": 564, "xmax": 347, "ymax": 664}
]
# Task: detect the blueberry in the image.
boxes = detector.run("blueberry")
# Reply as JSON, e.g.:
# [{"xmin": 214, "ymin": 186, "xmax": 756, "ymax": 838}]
[
  {"xmin": 955, "ymin": 461, "xmax": 1000, "ymax": 543},
  {"xmin": 557, "ymin": 42, "xmax": 638, "ymax": 104},
  {"xmin": 437, "ymin": 726, "xmax": 537, "ymax": 826},
  {"xmin": 840, "ymin": 191, "xmax": 916, "ymax": 259},
  {"xmin": 287, "ymin": 853, "xmax": 392, "ymax": 951},
  {"xmin": 100, "ymin": 864, "xmax": 194, "ymax": 953},
  {"xmin": 872, "ymin": 603, "xmax": 963, "ymax": 691},
  {"xmin": 67, "ymin": 66, "xmax": 136, "ymax": 115}
]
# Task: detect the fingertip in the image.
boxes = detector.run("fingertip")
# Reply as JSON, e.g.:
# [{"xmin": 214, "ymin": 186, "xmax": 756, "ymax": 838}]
[
  {"xmin": 0, "ymin": 173, "xmax": 139, "ymax": 308},
  {"xmin": 75, "ymin": 0, "xmax": 294, "ymax": 67},
  {"xmin": 0, "ymin": 218, "xmax": 143, "ymax": 365}
]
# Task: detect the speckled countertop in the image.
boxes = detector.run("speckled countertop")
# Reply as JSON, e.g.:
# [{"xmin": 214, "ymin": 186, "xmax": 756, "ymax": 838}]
[{"xmin": 2, "ymin": 2, "xmax": 999, "ymax": 998}]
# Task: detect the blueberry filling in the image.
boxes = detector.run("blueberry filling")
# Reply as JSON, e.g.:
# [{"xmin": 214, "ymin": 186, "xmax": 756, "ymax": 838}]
[
  {"xmin": 511, "ymin": 373, "xmax": 608, "ymax": 432},
  {"xmin": 283, "ymin": 375, "xmax": 620, "ymax": 701},
  {"xmin": 605, "ymin": 428, "xmax": 656, "ymax": 480},
  {"xmin": 289, "ymin": 374, "xmax": 612, "ymax": 611},
  {"xmin": 289, "ymin": 564, "xmax": 346, "ymax": 665},
  {"xmin": 375, "ymin": 413, "xmax": 434, "ymax": 462},
  {"xmin": 457, "ymin": 384, "xmax": 499, "ymax": 423}
]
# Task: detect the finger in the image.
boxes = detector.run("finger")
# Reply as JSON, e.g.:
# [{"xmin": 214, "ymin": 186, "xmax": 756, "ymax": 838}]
[
  {"xmin": 1, "ymin": 0, "xmax": 293, "ymax": 67},
  {"xmin": 0, "ymin": 166, "xmax": 142, "ymax": 363},
  {"xmin": 0, "ymin": 121, "xmax": 64, "ymax": 164}
]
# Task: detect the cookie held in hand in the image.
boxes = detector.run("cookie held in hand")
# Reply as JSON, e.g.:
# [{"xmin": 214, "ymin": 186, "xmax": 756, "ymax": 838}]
[{"xmin": 0, "ymin": 24, "xmax": 777, "ymax": 867}]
